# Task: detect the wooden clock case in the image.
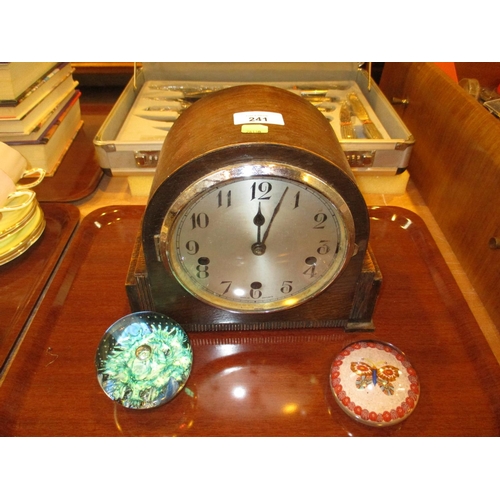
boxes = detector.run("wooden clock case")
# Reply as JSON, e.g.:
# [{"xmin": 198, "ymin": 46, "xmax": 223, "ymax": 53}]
[{"xmin": 126, "ymin": 85, "xmax": 381, "ymax": 331}]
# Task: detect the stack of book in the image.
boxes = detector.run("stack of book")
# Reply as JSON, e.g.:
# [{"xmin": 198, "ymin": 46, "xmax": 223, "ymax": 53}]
[{"xmin": 0, "ymin": 62, "xmax": 83, "ymax": 176}]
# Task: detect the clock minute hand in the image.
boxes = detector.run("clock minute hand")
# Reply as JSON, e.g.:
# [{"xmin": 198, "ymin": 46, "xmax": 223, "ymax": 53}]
[{"xmin": 262, "ymin": 187, "xmax": 289, "ymax": 245}]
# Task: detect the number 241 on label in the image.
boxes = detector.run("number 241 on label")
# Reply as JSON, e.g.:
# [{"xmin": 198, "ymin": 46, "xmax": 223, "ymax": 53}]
[{"xmin": 233, "ymin": 111, "xmax": 285, "ymax": 126}]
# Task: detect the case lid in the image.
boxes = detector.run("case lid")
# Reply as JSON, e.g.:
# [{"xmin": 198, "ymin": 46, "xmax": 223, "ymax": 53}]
[
  {"xmin": 95, "ymin": 311, "xmax": 193, "ymax": 410},
  {"xmin": 140, "ymin": 62, "xmax": 362, "ymax": 83},
  {"xmin": 330, "ymin": 340, "xmax": 420, "ymax": 427}
]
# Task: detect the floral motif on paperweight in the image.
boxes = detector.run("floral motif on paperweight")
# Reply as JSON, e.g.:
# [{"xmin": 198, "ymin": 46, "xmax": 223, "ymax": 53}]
[{"xmin": 95, "ymin": 312, "xmax": 193, "ymax": 409}]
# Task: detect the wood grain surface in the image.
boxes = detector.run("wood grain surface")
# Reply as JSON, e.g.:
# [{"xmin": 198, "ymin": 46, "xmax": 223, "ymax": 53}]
[
  {"xmin": 380, "ymin": 62, "xmax": 500, "ymax": 334},
  {"xmin": 454, "ymin": 62, "xmax": 500, "ymax": 89}
]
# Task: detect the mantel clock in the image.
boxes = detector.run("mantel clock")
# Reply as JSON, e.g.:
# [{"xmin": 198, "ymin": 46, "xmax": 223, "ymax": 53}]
[{"xmin": 126, "ymin": 84, "xmax": 381, "ymax": 331}]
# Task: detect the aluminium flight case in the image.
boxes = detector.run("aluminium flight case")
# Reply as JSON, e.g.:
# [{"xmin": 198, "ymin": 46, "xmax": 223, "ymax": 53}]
[{"xmin": 93, "ymin": 62, "xmax": 414, "ymax": 181}]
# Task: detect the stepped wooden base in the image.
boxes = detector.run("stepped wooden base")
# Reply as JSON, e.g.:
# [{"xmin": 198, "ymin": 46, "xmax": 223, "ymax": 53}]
[{"xmin": 126, "ymin": 231, "xmax": 382, "ymax": 332}]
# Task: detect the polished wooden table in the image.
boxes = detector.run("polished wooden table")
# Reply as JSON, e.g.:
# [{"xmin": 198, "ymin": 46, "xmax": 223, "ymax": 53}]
[{"xmin": 1, "ymin": 204, "xmax": 498, "ymax": 436}]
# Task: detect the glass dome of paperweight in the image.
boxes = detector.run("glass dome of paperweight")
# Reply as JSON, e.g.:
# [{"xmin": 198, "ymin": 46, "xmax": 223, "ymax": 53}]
[
  {"xmin": 95, "ymin": 311, "xmax": 193, "ymax": 409},
  {"xmin": 330, "ymin": 340, "xmax": 420, "ymax": 427}
]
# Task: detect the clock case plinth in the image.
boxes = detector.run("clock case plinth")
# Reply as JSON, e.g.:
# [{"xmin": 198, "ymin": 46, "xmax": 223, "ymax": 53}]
[
  {"xmin": 127, "ymin": 235, "xmax": 381, "ymax": 331},
  {"xmin": 126, "ymin": 85, "xmax": 382, "ymax": 332}
]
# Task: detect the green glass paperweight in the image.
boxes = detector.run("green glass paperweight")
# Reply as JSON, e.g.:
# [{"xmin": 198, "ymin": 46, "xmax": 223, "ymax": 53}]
[{"xmin": 95, "ymin": 311, "xmax": 193, "ymax": 409}]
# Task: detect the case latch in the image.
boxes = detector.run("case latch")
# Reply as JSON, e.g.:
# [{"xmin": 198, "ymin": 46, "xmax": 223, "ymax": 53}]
[
  {"xmin": 134, "ymin": 151, "xmax": 160, "ymax": 168},
  {"xmin": 344, "ymin": 150, "xmax": 376, "ymax": 168}
]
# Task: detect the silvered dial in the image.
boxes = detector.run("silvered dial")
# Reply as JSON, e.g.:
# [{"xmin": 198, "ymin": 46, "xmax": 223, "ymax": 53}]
[{"xmin": 160, "ymin": 164, "xmax": 355, "ymax": 313}]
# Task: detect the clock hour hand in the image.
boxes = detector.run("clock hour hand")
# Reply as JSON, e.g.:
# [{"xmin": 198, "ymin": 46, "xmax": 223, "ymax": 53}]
[
  {"xmin": 262, "ymin": 187, "xmax": 289, "ymax": 245},
  {"xmin": 252, "ymin": 203, "xmax": 266, "ymax": 256}
]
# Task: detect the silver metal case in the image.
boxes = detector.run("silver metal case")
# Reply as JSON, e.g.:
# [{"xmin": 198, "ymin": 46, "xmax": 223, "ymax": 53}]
[{"xmin": 94, "ymin": 63, "xmax": 414, "ymax": 178}]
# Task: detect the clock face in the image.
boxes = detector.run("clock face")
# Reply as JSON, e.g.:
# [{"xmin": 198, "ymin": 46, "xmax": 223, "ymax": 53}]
[{"xmin": 160, "ymin": 163, "xmax": 355, "ymax": 313}]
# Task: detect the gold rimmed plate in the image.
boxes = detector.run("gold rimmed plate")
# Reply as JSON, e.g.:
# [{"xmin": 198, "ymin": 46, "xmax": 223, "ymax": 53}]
[
  {"xmin": 0, "ymin": 205, "xmax": 46, "ymax": 266},
  {"xmin": 0, "ymin": 198, "xmax": 39, "ymax": 239}
]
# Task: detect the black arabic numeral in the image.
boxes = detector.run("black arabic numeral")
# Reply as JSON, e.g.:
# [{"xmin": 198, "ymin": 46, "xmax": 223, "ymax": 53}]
[
  {"xmin": 185, "ymin": 240, "xmax": 200, "ymax": 255},
  {"xmin": 280, "ymin": 281, "xmax": 293, "ymax": 294},
  {"xmin": 317, "ymin": 240, "xmax": 330, "ymax": 255},
  {"xmin": 250, "ymin": 281, "xmax": 263, "ymax": 299},
  {"xmin": 196, "ymin": 257, "xmax": 210, "ymax": 279},
  {"xmin": 251, "ymin": 181, "xmax": 272, "ymax": 200},
  {"xmin": 250, "ymin": 289, "xmax": 263, "ymax": 299},
  {"xmin": 220, "ymin": 281, "xmax": 232, "ymax": 294},
  {"xmin": 313, "ymin": 212, "xmax": 327, "ymax": 229},
  {"xmin": 303, "ymin": 256, "xmax": 317, "ymax": 278},
  {"xmin": 294, "ymin": 191, "xmax": 300, "ymax": 209},
  {"xmin": 217, "ymin": 190, "xmax": 232, "ymax": 208},
  {"xmin": 191, "ymin": 212, "xmax": 209, "ymax": 229}
]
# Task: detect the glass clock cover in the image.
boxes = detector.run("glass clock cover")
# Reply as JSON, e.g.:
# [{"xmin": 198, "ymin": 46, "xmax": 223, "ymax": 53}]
[
  {"xmin": 95, "ymin": 311, "xmax": 193, "ymax": 410},
  {"xmin": 162, "ymin": 167, "xmax": 355, "ymax": 313},
  {"xmin": 330, "ymin": 340, "xmax": 420, "ymax": 427}
]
